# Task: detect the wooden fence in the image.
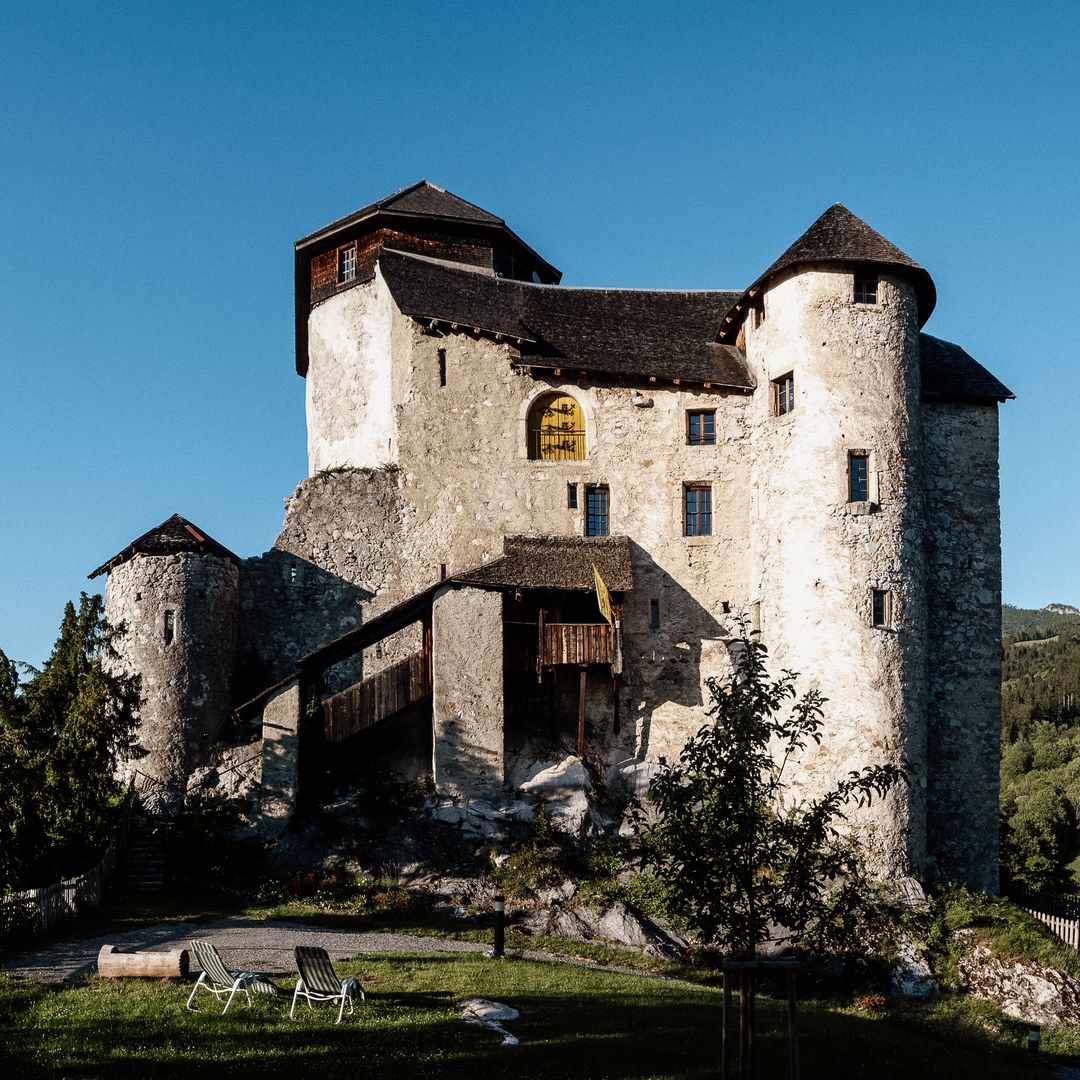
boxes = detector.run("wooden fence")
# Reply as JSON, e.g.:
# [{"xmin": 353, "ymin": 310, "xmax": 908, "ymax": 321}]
[
  {"xmin": 322, "ymin": 649, "xmax": 432, "ymax": 743},
  {"xmin": 1020, "ymin": 891, "xmax": 1080, "ymax": 949},
  {"xmin": 0, "ymin": 787, "xmax": 135, "ymax": 949}
]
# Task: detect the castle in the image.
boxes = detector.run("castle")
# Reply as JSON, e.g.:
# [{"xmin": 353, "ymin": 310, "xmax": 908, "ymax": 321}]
[{"xmin": 90, "ymin": 181, "xmax": 1012, "ymax": 890}]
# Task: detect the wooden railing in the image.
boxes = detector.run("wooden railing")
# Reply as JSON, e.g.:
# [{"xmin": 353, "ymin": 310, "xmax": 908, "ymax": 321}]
[
  {"xmin": 541, "ymin": 622, "xmax": 618, "ymax": 666},
  {"xmin": 1021, "ymin": 891, "xmax": 1080, "ymax": 949},
  {"xmin": 322, "ymin": 649, "xmax": 432, "ymax": 743},
  {"xmin": 0, "ymin": 785, "xmax": 136, "ymax": 948}
]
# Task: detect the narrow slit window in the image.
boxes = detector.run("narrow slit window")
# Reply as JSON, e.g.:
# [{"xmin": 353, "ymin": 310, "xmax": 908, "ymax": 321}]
[
  {"xmin": 439, "ymin": 563, "xmax": 448, "ymax": 581},
  {"xmin": 854, "ymin": 275, "xmax": 878, "ymax": 305},
  {"xmin": 687, "ymin": 410, "xmax": 716, "ymax": 446},
  {"xmin": 438, "ymin": 348, "xmax": 447, "ymax": 387},
  {"xmin": 649, "ymin": 599, "xmax": 660, "ymax": 629},
  {"xmin": 772, "ymin": 372, "xmax": 795, "ymax": 416},
  {"xmin": 848, "ymin": 451, "xmax": 870, "ymax": 502},
  {"xmin": 585, "ymin": 485, "xmax": 609, "ymax": 537},
  {"xmin": 872, "ymin": 589, "xmax": 891, "ymax": 628},
  {"xmin": 684, "ymin": 484, "xmax": 712, "ymax": 536},
  {"xmin": 163, "ymin": 610, "xmax": 175, "ymax": 645},
  {"xmin": 338, "ymin": 244, "xmax": 357, "ymax": 284},
  {"xmin": 567, "ymin": 483, "xmax": 578, "ymax": 509}
]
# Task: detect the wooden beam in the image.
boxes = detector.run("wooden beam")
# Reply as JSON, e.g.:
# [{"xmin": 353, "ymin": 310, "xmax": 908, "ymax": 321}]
[{"xmin": 577, "ymin": 667, "xmax": 587, "ymax": 757}]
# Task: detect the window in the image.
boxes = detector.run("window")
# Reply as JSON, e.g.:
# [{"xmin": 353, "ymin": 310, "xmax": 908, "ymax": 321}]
[
  {"xmin": 438, "ymin": 348, "xmax": 447, "ymax": 387},
  {"xmin": 649, "ymin": 599, "xmax": 660, "ymax": 629},
  {"xmin": 585, "ymin": 485, "xmax": 609, "ymax": 536},
  {"xmin": 439, "ymin": 563, "xmax": 448, "ymax": 581},
  {"xmin": 567, "ymin": 483, "xmax": 578, "ymax": 509},
  {"xmin": 687, "ymin": 410, "xmax": 716, "ymax": 446},
  {"xmin": 854, "ymin": 275, "xmax": 877, "ymax": 305},
  {"xmin": 848, "ymin": 451, "xmax": 870, "ymax": 502},
  {"xmin": 528, "ymin": 392, "xmax": 585, "ymax": 460},
  {"xmin": 872, "ymin": 589, "xmax": 891, "ymax": 628},
  {"xmin": 752, "ymin": 297, "xmax": 765, "ymax": 328},
  {"xmin": 772, "ymin": 372, "xmax": 795, "ymax": 416},
  {"xmin": 684, "ymin": 484, "xmax": 712, "ymax": 536},
  {"xmin": 338, "ymin": 244, "xmax": 357, "ymax": 284},
  {"xmin": 163, "ymin": 610, "xmax": 175, "ymax": 645}
]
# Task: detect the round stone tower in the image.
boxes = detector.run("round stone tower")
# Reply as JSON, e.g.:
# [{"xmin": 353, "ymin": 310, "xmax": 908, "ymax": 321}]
[
  {"xmin": 89, "ymin": 514, "xmax": 240, "ymax": 790},
  {"xmin": 721, "ymin": 205, "xmax": 937, "ymax": 878}
]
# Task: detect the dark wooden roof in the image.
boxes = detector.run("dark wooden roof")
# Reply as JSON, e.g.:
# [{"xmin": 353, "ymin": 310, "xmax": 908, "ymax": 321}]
[
  {"xmin": 920, "ymin": 334, "xmax": 1013, "ymax": 403},
  {"xmin": 718, "ymin": 204, "xmax": 937, "ymax": 341},
  {"xmin": 380, "ymin": 250, "xmax": 753, "ymax": 390},
  {"xmin": 297, "ymin": 180, "xmax": 505, "ymax": 246},
  {"xmin": 89, "ymin": 514, "xmax": 240, "ymax": 579},
  {"xmin": 453, "ymin": 535, "xmax": 634, "ymax": 592}
]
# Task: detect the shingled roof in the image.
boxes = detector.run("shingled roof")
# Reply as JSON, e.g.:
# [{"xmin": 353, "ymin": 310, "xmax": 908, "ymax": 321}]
[
  {"xmin": 718, "ymin": 204, "xmax": 937, "ymax": 341},
  {"xmin": 380, "ymin": 249, "xmax": 753, "ymax": 389},
  {"xmin": 297, "ymin": 180, "xmax": 504, "ymax": 247},
  {"xmin": 453, "ymin": 535, "xmax": 634, "ymax": 592},
  {"xmin": 88, "ymin": 514, "xmax": 239, "ymax": 579},
  {"xmin": 920, "ymin": 334, "xmax": 1013, "ymax": 402}
]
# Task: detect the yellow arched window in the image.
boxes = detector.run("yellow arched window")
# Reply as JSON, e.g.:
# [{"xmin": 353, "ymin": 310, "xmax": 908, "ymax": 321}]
[{"xmin": 527, "ymin": 393, "xmax": 585, "ymax": 461}]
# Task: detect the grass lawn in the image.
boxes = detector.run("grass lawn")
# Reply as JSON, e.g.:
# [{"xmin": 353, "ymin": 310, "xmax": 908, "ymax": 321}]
[{"xmin": 0, "ymin": 950, "xmax": 1062, "ymax": 1080}]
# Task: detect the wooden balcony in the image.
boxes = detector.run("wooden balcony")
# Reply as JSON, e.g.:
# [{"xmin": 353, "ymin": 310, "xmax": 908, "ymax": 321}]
[{"xmin": 507, "ymin": 619, "xmax": 621, "ymax": 673}]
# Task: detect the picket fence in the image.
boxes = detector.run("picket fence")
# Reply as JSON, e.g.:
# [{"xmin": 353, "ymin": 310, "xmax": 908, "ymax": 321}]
[
  {"xmin": 0, "ymin": 787, "xmax": 135, "ymax": 948},
  {"xmin": 1020, "ymin": 891, "xmax": 1080, "ymax": 949}
]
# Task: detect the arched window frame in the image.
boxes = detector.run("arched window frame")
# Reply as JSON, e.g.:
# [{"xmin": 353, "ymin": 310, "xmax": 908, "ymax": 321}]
[{"xmin": 524, "ymin": 390, "xmax": 589, "ymax": 461}]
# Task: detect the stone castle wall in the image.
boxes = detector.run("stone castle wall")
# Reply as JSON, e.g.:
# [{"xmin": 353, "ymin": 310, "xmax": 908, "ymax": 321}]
[
  {"xmin": 105, "ymin": 553, "xmax": 238, "ymax": 787},
  {"xmin": 923, "ymin": 401, "xmax": 1002, "ymax": 890}
]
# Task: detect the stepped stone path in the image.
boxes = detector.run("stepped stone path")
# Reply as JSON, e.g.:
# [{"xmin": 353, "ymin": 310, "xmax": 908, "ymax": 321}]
[{"xmin": 1, "ymin": 917, "xmax": 653, "ymax": 985}]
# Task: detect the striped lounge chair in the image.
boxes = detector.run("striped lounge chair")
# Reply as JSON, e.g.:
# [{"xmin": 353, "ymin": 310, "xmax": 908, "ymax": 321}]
[
  {"xmin": 290, "ymin": 945, "xmax": 365, "ymax": 1024},
  {"xmin": 185, "ymin": 938, "xmax": 278, "ymax": 1014}
]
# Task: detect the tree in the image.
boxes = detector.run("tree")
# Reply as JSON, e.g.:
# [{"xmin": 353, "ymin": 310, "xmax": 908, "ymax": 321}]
[
  {"xmin": 0, "ymin": 593, "xmax": 141, "ymax": 891},
  {"xmin": 642, "ymin": 634, "xmax": 904, "ymax": 957}
]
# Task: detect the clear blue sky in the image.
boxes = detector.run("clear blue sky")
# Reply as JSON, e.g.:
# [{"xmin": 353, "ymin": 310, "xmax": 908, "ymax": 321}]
[{"xmin": 1, "ymin": 1, "xmax": 1076, "ymax": 668}]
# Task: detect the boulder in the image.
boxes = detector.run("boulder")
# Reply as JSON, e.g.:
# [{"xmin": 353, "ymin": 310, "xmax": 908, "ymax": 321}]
[
  {"xmin": 889, "ymin": 935, "xmax": 936, "ymax": 998},
  {"xmin": 518, "ymin": 756, "xmax": 599, "ymax": 840},
  {"xmin": 954, "ymin": 931, "xmax": 1080, "ymax": 1026}
]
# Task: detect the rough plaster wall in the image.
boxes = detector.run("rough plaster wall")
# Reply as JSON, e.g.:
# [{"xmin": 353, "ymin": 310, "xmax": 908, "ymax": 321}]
[
  {"xmin": 745, "ymin": 268, "xmax": 928, "ymax": 877},
  {"xmin": 255, "ymin": 271, "xmax": 756, "ymax": 763},
  {"xmin": 432, "ymin": 586, "xmax": 504, "ymax": 796},
  {"xmin": 306, "ymin": 272, "xmax": 395, "ymax": 473},
  {"xmin": 923, "ymin": 401, "xmax": 1001, "ymax": 890},
  {"xmin": 105, "ymin": 553, "xmax": 238, "ymax": 788}
]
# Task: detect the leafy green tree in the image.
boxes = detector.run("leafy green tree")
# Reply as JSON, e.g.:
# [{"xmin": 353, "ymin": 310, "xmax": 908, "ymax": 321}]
[
  {"xmin": 0, "ymin": 593, "xmax": 140, "ymax": 891},
  {"xmin": 642, "ymin": 635, "xmax": 903, "ymax": 957}
]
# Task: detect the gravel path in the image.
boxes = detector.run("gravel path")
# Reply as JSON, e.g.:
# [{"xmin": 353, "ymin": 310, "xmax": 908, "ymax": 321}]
[{"xmin": 1, "ymin": 917, "xmax": 659, "ymax": 985}]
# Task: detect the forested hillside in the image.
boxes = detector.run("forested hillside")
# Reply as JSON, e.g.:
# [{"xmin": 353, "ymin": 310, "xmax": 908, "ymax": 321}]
[{"xmin": 1000, "ymin": 604, "xmax": 1080, "ymax": 892}]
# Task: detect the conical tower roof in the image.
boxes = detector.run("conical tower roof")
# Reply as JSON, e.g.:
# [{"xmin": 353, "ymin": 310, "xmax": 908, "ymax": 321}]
[
  {"xmin": 718, "ymin": 204, "xmax": 936, "ymax": 341},
  {"xmin": 88, "ymin": 514, "xmax": 239, "ymax": 579}
]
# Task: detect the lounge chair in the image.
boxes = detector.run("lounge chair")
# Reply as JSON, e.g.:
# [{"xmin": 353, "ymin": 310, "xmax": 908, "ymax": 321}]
[
  {"xmin": 185, "ymin": 938, "xmax": 278, "ymax": 1014},
  {"xmin": 290, "ymin": 945, "xmax": 365, "ymax": 1024}
]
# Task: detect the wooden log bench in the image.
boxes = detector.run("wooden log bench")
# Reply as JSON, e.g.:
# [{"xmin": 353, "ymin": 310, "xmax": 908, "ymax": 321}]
[{"xmin": 97, "ymin": 944, "xmax": 190, "ymax": 979}]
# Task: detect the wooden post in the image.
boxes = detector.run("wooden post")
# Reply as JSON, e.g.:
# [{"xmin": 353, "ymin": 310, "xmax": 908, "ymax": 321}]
[
  {"xmin": 739, "ymin": 970, "xmax": 751, "ymax": 1079},
  {"xmin": 577, "ymin": 667, "xmax": 587, "ymax": 757},
  {"xmin": 722, "ymin": 971, "xmax": 731, "ymax": 1077},
  {"xmin": 787, "ymin": 971, "xmax": 800, "ymax": 1080},
  {"xmin": 97, "ymin": 944, "xmax": 189, "ymax": 979}
]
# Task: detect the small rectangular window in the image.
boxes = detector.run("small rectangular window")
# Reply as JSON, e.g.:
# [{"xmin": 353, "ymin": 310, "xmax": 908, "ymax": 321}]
[
  {"xmin": 585, "ymin": 485, "xmax": 609, "ymax": 537},
  {"xmin": 687, "ymin": 410, "xmax": 716, "ymax": 446},
  {"xmin": 338, "ymin": 244, "xmax": 357, "ymax": 284},
  {"xmin": 752, "ymin": 297, "xmax": 765, "ymax": 327},
  {"xmin": 848, "ymin": 451, "xmax": 870, "ymax": 502},
  {"xmin": 438, "ymin": 348, "xmax": 447, "ymax": 387},
  {"xmin": 872, "ymin": 589, "xmax": 891, "ymax": 628},
  {"xmin": 567, "ymin": 483, "xmax": 578, "ymax": 509},
  {"xmin": 854, "ymin": 275, "xmax": 877, "ymax": 304},
  {"xmin": 649, "ymin": 599, "xmax": 660, "ymax": 629},
  {"xmin": 163, "ymin": 610, "xmax": 175, "ymax": 645},
  {"xmin": 439, "ymin": 563, "xmax": 448, "ymax": 581},
  {"xmin": 684, "ymin": 484, "xmax": 712, "ymax": 536},
  {"xmin": 772, "ymin": 372, "xmax": 795, "ymax": 416}
]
